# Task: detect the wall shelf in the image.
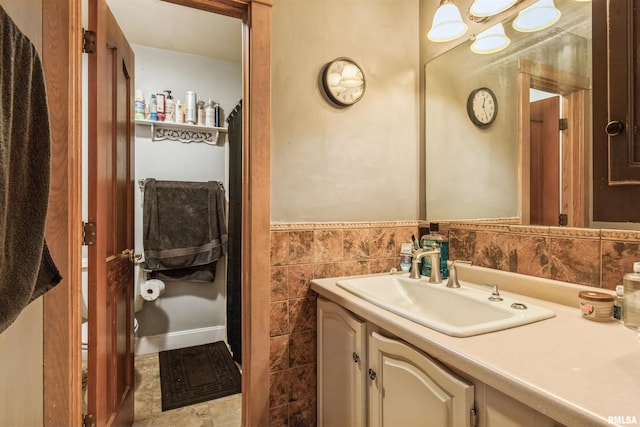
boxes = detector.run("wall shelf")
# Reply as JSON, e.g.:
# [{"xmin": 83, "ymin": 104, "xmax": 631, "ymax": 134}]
[{"xmin": 135, "ymin": 119, "xmax": 227, "ymax": 145}]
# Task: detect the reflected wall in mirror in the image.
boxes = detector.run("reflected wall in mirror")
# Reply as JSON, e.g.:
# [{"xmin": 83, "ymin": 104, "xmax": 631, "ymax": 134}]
[{"xmin": 424, "ymin": 0, "xmax": 591, "ymax": 227}]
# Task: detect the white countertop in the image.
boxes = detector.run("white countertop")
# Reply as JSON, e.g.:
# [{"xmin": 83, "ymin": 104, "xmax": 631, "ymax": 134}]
[{"xmin": 311, "ymin": 269, "xmax": 640, "ymax": 427}]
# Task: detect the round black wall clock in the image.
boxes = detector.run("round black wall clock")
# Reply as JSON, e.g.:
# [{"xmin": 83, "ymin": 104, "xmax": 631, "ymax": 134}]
[{"xmin": 467, "ymin": 87, "xmax": 498, "ymax": 128}]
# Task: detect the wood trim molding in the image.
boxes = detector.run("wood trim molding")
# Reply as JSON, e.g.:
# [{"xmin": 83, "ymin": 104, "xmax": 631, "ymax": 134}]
[
  {"xmin": 518, "ymin": 58, "xmax": 590, "ymax": 94},
  {"xmin": 161, "ymin": 0, "xmax": 247, "ymax": 20},
  {"xmin": 42, "ymin": 0, "xmax": 83, "ymax": 426},
  {"xmin": 242, "ymin": 2, "xmax": 271, "ymax": 424}
]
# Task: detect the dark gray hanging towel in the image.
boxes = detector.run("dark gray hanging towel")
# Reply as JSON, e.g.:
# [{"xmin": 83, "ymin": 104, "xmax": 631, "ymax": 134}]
[
  {"xmin": 0, "ymin": 6, "xmax": 62, "ymax": 334},
  {"xmin": 226, "ymin": 100, "xmax": 242, "ymax": 364},
  {"xmin": 143, "ymin": 179, "xmax": 227, "ymax": 282}
]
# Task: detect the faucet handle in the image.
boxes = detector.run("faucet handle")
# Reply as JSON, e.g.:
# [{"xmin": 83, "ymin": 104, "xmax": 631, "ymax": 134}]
[
  {"xmin": 484, "ymin": 284, "xmax": 503, "ymax": 301},
  {"xmin": 446, "ymin": 260, "xmax": 472, "ymax": 288}
]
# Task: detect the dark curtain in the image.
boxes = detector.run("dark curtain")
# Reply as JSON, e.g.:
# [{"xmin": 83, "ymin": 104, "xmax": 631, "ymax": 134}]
[{"xmin": 226, "ymin": 101, "xmax": 242, "ymax": 364}]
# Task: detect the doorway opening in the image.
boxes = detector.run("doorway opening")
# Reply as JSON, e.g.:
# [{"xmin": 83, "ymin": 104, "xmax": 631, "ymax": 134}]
[
  {"xmin": 519, "ymin": 59, "xmax": 590, "ymax": 228},
  {"xmin": 84, "ymin": 0, "xmax": 244, "ymax": 423}
]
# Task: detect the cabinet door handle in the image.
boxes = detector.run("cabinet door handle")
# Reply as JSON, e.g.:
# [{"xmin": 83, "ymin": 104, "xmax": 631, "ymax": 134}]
[
  {"xmin": 606, "ymin": 120, "xmax": 625, "ymax": 136},
  {"xmin": 352, "ymin": 352, "xmax": 360, "ymax": 363},
  {"xmin": 368, "ymin": 368, "xmax": 377, "ymax": 380}
]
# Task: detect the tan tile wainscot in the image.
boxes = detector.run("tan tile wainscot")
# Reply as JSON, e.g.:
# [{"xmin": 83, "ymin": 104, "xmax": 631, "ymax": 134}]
[{"xmin": 269, "ymin": 221, "xmax": 640, "ymax": 426}]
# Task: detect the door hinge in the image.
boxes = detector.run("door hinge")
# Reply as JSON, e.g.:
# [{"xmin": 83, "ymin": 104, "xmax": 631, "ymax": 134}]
[
  {"xmin": 83, "ymin": 413, "xmax": 96, "ymax": 427},
  {"xmin": 82, "ymin": 28, "xmax": 96, "ymax": 54},
  {"xmin": 470, "ymin": 407, "xmax": 479, "ymax": 427},
  {"xmin": 82, "ymin": 221, "xmax": 97, "ymax": 246},
  {"xmin": 559, "ymin": 118, "xmax": 568, "ymax": 131},
  {"xmin": 559, "ymin": 213, "xmax": 568, "ymax": 226}
]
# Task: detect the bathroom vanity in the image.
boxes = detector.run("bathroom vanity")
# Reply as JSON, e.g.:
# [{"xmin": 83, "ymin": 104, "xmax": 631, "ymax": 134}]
[{"xmin": 311, "ymin": 266, "xmax": 640, "ymax": 427}]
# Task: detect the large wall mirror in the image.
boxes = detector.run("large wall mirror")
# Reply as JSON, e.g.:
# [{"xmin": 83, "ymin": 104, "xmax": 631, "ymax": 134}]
[{"xmin": 425, "ymin": 0, "xmax": 592, "ymax": 227}]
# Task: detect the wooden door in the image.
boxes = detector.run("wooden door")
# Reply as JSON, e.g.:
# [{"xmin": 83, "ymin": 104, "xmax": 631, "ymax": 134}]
[
  {"xmin": 368, "ymin": 332, "xmax": 473, "ymax": 427},
  {"xmin": 530, "ymin": 97, "xmax": 560, "ymax": 226},
  {"xmin": 87, "ymin": 1, "xmax": 135, "ymax": 425}
]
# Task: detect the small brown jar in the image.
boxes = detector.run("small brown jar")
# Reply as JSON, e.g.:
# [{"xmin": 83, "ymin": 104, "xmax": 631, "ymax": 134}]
[{"xmin": 579, "ymin": 291, "xmax": 614, "ymax": 321}]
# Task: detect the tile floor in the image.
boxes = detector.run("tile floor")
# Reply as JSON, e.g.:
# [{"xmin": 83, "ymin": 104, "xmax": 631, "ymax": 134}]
[{"xmin": 133, "ymin": 352, "xmax": 241, "ymax": 427}]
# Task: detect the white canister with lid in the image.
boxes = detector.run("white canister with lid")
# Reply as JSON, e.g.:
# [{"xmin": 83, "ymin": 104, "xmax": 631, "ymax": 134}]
[
  {"xmin": 623, "ymin": 261, "xmax": 640, "ymax": 330},
  {"xmin": 579, "ymin": 291, "xmax": 614, "ymax": 321}
]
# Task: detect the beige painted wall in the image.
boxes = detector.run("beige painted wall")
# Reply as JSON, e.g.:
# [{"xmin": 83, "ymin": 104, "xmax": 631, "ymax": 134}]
[
  {"xmin": 0, "ymin": 1, "xmax": 44, "ymax": 426},
  {"xmin": 271, "ymin": 0, "xmax": 420, "ymax": 223}
]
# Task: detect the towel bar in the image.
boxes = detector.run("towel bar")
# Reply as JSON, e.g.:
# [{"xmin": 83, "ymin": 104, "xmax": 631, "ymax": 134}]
[{"xmin": 137, "ymin": 179, "xmax": 225, "ymax": 192}]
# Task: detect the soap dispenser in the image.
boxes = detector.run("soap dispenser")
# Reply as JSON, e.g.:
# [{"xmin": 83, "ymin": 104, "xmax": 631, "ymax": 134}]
[{"xmin": 420, "ymin": 223, "xmax": 449, "ymax": 279}]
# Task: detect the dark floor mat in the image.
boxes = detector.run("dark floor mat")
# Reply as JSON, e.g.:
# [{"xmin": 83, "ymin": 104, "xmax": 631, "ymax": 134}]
[{"xmin": 159, "ymin": 341, "xmax": 241, "ymax": 411}]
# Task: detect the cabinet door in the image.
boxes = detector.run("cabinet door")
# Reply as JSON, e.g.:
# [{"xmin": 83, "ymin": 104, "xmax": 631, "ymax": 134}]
[
  {"xmin": 593, "ymin": 0, "xmax": 640, "ymax": 221},
  {"xmin": 317, "ymin": 298, "xmax": 367, "ymax": 427},
  {"xmin": 368, "ymin": 332, "xmax": 474, "ymax": 427}
]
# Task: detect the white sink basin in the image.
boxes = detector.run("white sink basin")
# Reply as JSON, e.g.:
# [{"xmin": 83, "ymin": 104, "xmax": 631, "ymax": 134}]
[{"xmin": 336, "ymin": 274, "xmax": 555, "ymax": 337}]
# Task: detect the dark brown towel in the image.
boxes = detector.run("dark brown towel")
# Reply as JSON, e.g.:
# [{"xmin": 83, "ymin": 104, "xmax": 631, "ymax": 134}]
[
  {"xmin": 0, "ymin": 6, "xmax": 62, "ymax": 333},
  {"xmin": 143, "ymin": 179, "xmax": 227, "ymax": 282}
]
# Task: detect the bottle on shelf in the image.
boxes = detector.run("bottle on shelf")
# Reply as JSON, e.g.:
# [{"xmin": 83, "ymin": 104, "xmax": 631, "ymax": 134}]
[
  {"xmin": 164, "ymin": 90, "xmax": 175, "ymax": 123},
  {"xmin": 156, "ymin": 92, "xmax": 166, "ymax": 121},
  {"xmin": 197, "ymin": 98, "xmax": 206, "ymax": 125},
  {"xmin": 175, "ymin": 100, "xmax": 183, "ymax": 124},
  {"xmin": 185, "ymin": 91, "xmax": 196, "ymax": 124},
  {"xmin": 134, "ymin": 90, "xmax": 145, "ymax": 120},
  {"xmin": 149, "ymin": 94, "xmax": 158, "ymax": 121},
  {"xmin": 205, "ymin": 98, "xmax": 215, "ymax": 127},
  {"xmin": 214, "ymin": 102, "xmax": 221, "ymax": 127}
]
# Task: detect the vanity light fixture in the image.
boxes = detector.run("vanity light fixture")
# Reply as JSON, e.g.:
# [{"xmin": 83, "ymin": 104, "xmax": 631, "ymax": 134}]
[
  {"xmin": 427, "ymin": 0, "xmax": 469, "ymax": 42},
  {"xmin": 470, "ymin": 23, "xmax": 511, "ymax": 54},
  {"xmin": 512, "ymin": 0, "xmax": 561, "ymax": 32},
  {"xmin": 469, "ymin": 0, "xmax": 517, "ymax": 18}
]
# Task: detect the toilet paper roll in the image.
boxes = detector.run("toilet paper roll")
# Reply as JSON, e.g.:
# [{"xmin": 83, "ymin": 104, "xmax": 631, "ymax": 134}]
[{"xmin": 140, "ymin": 279, "xmax": 165, "ymax": 301}]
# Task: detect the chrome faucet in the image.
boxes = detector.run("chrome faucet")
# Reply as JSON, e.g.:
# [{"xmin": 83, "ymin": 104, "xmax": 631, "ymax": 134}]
[{"xmin": 409, "ymin": 244, "xmax": 442, "ymax": 283}]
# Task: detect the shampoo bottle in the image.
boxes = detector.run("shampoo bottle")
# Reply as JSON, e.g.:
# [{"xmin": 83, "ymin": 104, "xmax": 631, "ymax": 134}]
[
  {"xmin": 205, "ymin": 98, "xmax": 215, "ymax": 127},
  {"xmin": 156, "ymin": 92, "xmax": 165, "ymax": 121},
  {"xmin": 149, "ymin": 94, "xmax": 158, "ymax": 121},
  {"xmin": 164, "ymin": 90, "xmax": 175, "ymax": 123},
  {"xmin": 134, "ymin": 90, "xmax": 145, "ymax": 120},
  {"xmin": 175, "ymin": 100, "xmax": 183, "ymax": 124}
]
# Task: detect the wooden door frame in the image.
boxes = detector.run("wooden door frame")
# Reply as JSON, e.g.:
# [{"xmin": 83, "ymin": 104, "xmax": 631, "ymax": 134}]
[
  {"xmin": 42, "ymin": 0, "xmax": 83, "ymax": 426},
  {"xmin": 518, "ymin": 59, "xmax": 590, "ymax": 227},
  {"xmin": 42, "ymin": 0, "xmax": 272, "ymax": 426}
]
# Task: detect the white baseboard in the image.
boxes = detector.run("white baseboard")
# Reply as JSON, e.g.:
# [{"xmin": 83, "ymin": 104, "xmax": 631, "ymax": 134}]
[{"xmin": 134, "ymin": 325, "xmax": 227, "ymax": 355}]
